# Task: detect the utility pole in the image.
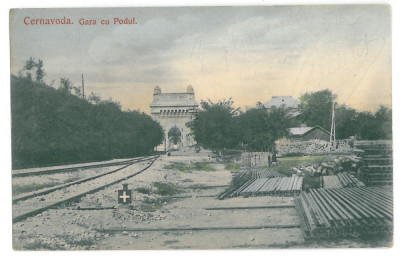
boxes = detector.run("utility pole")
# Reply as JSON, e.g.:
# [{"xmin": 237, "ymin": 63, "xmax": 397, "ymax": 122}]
[
  {"xmin": 81, "ymin": 73, "xmax": 85, "ymax": 99},
  {"xmin": 329, "ymin": 100, "xmax": 336, "ymax": 151}
]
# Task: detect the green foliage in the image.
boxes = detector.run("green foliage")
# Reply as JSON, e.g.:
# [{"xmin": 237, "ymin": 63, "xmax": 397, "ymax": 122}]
[
  {"xmin": 59, "ymin": 77, "xmax": 73, "ymax": 93},
  {"xmin": 152, "ymin": 182, "xmax": 182, "ymax": 196},
  {"xmin": 19, "ymin": 57, "xmax": 46, "ymax": 82},
  {"xmin": 224, "ymin": 162, "xmax": 240, "ymax": 172},
  {"xmin": 168, "ymin": 126, "xmax": 181, "ymax": 144},
  {"xmin": 12, "ymin": 182, "xmax": 61, "ymax": 195},
  {"xmin": 164, "ymin": 161, "xmax": 216, "ymax": 172},
  {"xmin": 335, "ymin": 104, "xmax": 359, "ymax": 139},
  {"xmin": 187, "ymin": 99, "xmax": 239, "ymax": 154},
  {"xmin": 235, "ymin": 107, "xmax": 289, "ymax": 151},
  {"xmin": 135, "ymin": 187, "xmax": 152, "ymax": 195},
  {"xmin": 11, "ymin": 75, "xmax": 164, "ymax": 169},
  {"xmin": 299, "ymin": 89, "xmax": 335, "ymax": 130},
  {"xmin": 299, "ymin": 90, "xmax": 392, "ymax": 140}
]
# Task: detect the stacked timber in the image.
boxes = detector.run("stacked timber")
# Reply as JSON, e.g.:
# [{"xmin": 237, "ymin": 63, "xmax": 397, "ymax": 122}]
[
  {"xmin": 354, "ymin": 140, "xmax": 393, "ymax": 186},
  {"xmin": 294, "ymin": 187, "xmax": 393, "ymax": 239},
  {"xmin": 241, "ymin": 152, "xmax": 270, "ymax": 167},
  {"xmin": 322, "ymin": 172, "xmax": 365, "ymax": 189},
  {"xmin": 218, "ymin": 170, "xmax": 252, "ymax": 199},
  {"xmin": 234, "ymin": 176, "xmax": 303, "ymax": 197},
  {"xmin": 251, "ymin": 169, "xmax": 284, "ymax": 179},
  {"xmin": 322, "ymin": 176, "xmax": 342, "ymax": 189}
]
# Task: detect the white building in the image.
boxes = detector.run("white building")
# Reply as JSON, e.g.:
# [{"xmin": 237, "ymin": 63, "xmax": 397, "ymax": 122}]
[
  {"xmin": 263, "ymin": 96, "xmax": 301, "ymax": 117},
  {"xmin": 150, "ymin": 85, "xmax": 199, "ymax": 151}
]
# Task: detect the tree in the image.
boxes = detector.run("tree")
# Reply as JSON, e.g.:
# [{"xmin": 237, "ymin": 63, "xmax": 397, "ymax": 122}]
[
  {"xmin": 335, "ymin": 104, "xmax": 358, "ymax": 139},
  {"xmin": 355, "ymin": 111, "xmax": 383, "ymax": 140},
  {"xmin": 35, "ymin": 59, "xmax": 46, "ymax": 82},
  {"xmin": 87, "ymin": 92, "xmax": 102, "ymax": 104},
  {"xmin": 59, "ymin": 78, "xmax": 73, "ymax": 93},
  {"xmin": 21, "ymin": 57, "xmax": 37, "ymax": 81},
  {"xmin": 19, "ymin": 57, "xmax": 46, "ymax": 82},
  {"xmin": 235, "ymin": 106, "xmax": 289, "ymax": 151},
  {"xmin": 374, "ymin": 105, "xmax": 392, "ymax": 139},
  {"xmin": 168, "ymin": 126, "xmax": 181, "ymax": 144},
  {"xmin": 187, "ymin": 98, "xmax": 240, "ymax": 156},
  {"xmin": 299, "ymin": 89, "xmax": 335, "ymax": 130}
]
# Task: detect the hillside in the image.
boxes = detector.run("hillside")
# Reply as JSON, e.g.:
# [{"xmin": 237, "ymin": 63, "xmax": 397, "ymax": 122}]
[{"xmin": 11, "ymin": 75, "xmax": 163, "ymax": 169}]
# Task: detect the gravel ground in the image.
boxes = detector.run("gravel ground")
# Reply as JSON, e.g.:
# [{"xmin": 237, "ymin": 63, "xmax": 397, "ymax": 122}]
[
  {"xmin": 12, "ymin": 164, "xmax": 129, "ymax": 195},
  {"xmin": 12, "ymin": 154, "xmax": 389, "ymax": 250}
]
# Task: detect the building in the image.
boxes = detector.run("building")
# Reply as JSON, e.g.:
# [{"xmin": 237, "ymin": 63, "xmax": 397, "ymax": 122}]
[
  {"xmin": 263, "ymin": 96, "xmax": 301, "ymax": 117},
  {"xmin": 288, "ymin": 126, "xmax": 331, "ymax": 142},
  {"xmin": 150, "ymin": 85, "xmax": 199, "ymax": 151}
]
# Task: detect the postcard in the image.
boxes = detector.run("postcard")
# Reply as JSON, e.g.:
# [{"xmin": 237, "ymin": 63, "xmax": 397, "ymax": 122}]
[{"xmin": 10, "ymin": 5, "xmax": 392, "ymax": 250}]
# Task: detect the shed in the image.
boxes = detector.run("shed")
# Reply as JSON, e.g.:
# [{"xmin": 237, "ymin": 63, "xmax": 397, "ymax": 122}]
[{"xmin": 288, "ymin": 126, "xmax": 331, "ymax": 142}]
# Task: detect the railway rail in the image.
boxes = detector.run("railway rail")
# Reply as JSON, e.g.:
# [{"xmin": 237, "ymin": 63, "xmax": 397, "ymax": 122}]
[
  {"xmin": 12, "ymin": 155, "xmax": 159, "ymax": 223},
  {"xmin": 12, "ymin": 156, "xmax": 153, "ymax": 203},
  {"xmin": 12, "ymin": 156, "xmax": 148, "ymax": 178}
]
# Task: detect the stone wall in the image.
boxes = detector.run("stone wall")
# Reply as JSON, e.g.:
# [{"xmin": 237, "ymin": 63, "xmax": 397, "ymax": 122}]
[{"xmin": 277, "ymin": 139, "xmax": 351, "ymax": 156}]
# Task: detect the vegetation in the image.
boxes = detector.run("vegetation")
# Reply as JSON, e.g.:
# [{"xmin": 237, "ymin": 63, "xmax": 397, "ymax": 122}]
[
  {"xmin": 11, "ymin": 58, "xmax": 164, "ymax": 169},
  {"xmin": 299, "ymin": 89, "xmax": 334, "ymax": 131},
  {"xmin": 187, "ymin": 99, "xmax": 290, "ymax": 154},
  {"xmin": 187, "ymin": 99, "xmax": 240, "ymax": 155},
  {"xmin": 12, "ymin": 182, "xmax": 61, "ymax": 195},
  {"xmin": 224, "ymin": 162, "xmax": 240, "ymax": 172},
  {"xmin": 235, "ymin": 105, "xmax": 289, "ymax": 151},
  {"xmin": 163, "ymin": 161, "xmax": 216, "ymax": 172},
  {"xmin": 299, "ymin": 89, "xmax": 392, "ymax": 140},
  {"xmin": 135, "ymin": 187, "xmax": 152, "ymax": 195},
  {"xmin": 153, "ymin": 182, "xmax": 182, "ymax": 196}
]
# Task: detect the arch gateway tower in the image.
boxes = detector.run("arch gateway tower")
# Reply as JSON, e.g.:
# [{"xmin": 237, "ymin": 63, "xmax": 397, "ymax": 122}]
[{"xmin": 150, "ymin": 85, "xmax": 199, "ymax": 151}]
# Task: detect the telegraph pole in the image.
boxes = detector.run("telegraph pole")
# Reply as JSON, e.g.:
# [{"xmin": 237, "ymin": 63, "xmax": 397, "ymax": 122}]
[
  {"xmin": 81, "ymin": 73, "xmax": 85, "ymax": 99},
  {"xmin": 330, "ymin": 100, "xmax": 336, "ymax": 151}
]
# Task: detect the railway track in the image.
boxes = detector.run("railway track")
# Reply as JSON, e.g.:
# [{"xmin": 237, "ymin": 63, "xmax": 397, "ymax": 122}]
[
  {"xmin": 12, "ymin": 157, "xmax": 148, "ymax": 178},
  {"xmin": 12, "ymin": 155, "xmax": 159, "ymax": 223},
  {"xmin": 12, "ymin": 156, "xmax": 152, "ymax": 203}
]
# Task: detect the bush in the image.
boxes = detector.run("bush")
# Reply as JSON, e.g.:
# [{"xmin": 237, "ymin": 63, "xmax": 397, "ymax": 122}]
[{"xmin": 11, "ymin": 75, "xmax": 163, "ymax": 169}]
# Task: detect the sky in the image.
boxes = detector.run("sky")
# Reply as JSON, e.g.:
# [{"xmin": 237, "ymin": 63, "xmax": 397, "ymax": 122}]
[{"xmin": 10, "ymin": 5, "xmax": 391, "ymax": 113}]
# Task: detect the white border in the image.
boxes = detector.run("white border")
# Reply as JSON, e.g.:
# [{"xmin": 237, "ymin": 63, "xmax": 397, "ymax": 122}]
[{"xmin": 1, "ymin": 1, "xmax": 398, "ymax": 256}]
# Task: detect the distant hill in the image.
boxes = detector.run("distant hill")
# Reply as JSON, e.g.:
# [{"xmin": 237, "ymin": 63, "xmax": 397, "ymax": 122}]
[{"xmin": 11, "ymin": 75, "xmax": 163, "ymax": 169}]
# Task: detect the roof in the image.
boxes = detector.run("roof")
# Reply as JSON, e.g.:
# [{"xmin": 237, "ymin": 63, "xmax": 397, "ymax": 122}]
[
  {"xmin": 150, "ymin": 93, "xmax": 199, "ymax": 108},
  {"xmin": 288, "ymin": 126, "xmax": 330, "ymax": 136},
  {"xmin": 264, "ymin": 96, "xmax": 300, "ymax": 109},
  {"xmin": 288, "ymin": 127, "xmax": 314, "ymax": 136},
  {"xmin": 288, "ymin": 110, "xmax": 302, "ymax": 118}
]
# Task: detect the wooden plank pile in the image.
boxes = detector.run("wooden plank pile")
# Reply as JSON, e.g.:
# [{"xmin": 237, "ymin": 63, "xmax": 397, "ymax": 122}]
[
  {"xmin": 241, "ymin": 152, "xmax": 269, "ymax": 167},
  {"xmin": 354, "ymin": 140, "xmax": 393, "ymax": 186},
  {"xmin": 235, "ymin": 176, "xmax": 303, "ymax": 197},
  {"xmin": 294, "ymin": 186, "xmax": 393, "ymax": 239},
  {"xmin": 217, "ymin": 170, "xmax": 252, "ymax": 199},
  {"xmin": 322, "ymin": 173, "xmax": 365, "ymax": 189},
  {"xmin": 251, "ymin": 169, "xmax": 284, "ymax": 179}
]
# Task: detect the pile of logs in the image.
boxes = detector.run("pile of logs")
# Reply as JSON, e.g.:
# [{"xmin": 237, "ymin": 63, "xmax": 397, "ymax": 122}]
[
  {"xmin": 354, "ymin": 140, "xmax": 393, "ymax": 186},
  {"xmin": 294, "ymin": 186, "xmax": 393, "ymax": 239},
  {"xmin": 291, "ymin": 155, "xmax": 361, "ymax": 177},
  {"xmin": 233, "ymin": 176, "xmax": 303, "ymax": 197},
  {"xmin": 322, "ymin": 172, "xmax": 365, "ymax": 189}
]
